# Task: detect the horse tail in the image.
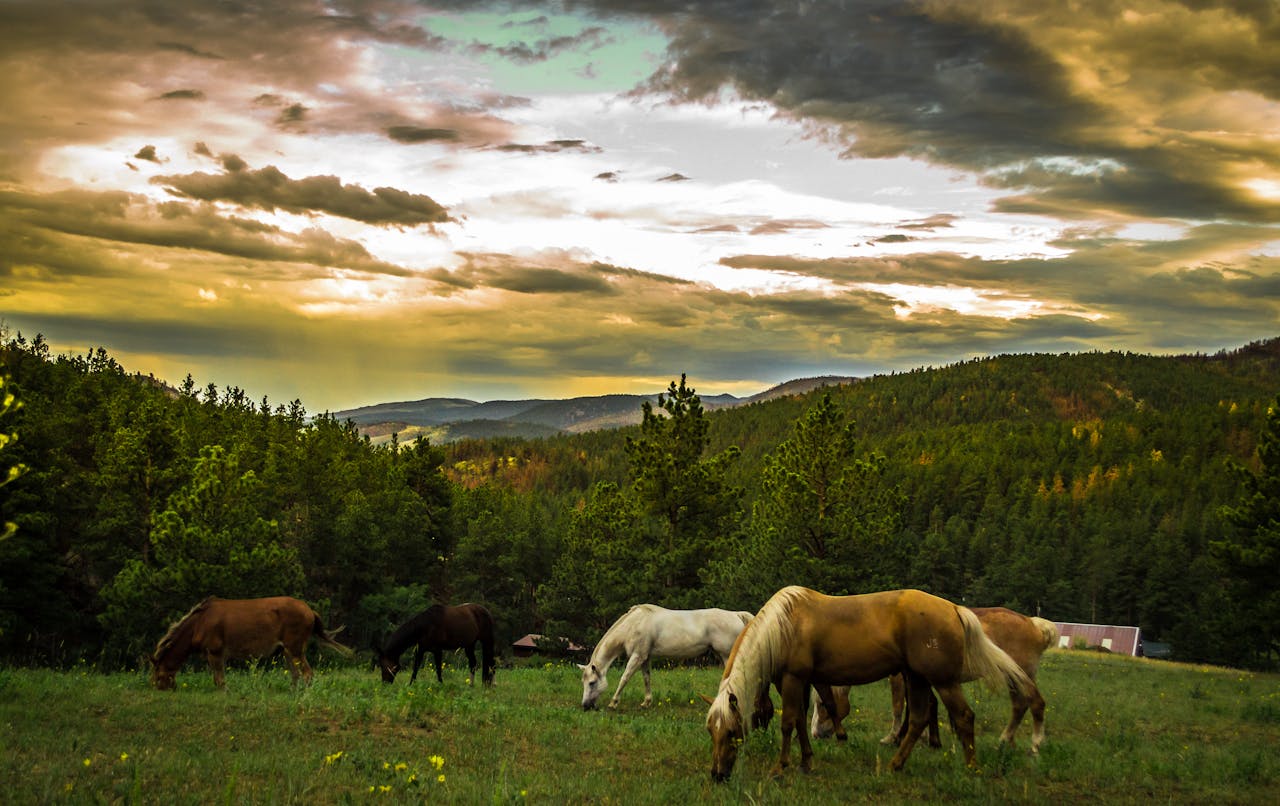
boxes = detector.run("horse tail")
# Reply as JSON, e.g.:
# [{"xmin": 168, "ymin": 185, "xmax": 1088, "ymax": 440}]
[
  {"xmin": 957, "ymin": 606, "xmax": 1033, "ymax": 696},
  {"xmin": 476, "ymin": 606, "xmax": 497, "ymax": 684},
  {"xmin": 312, "ymin": 615, "xmax": 355, "ymax": 657},
  {"xmin": 1030, "ymin": 616, "xmax": 1059, "ymax": 652}
]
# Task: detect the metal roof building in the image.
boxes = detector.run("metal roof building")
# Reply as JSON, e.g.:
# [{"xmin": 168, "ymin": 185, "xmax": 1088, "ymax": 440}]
[{"xmin": 1053, "ymin": 622, "xmax": 1142, "ymax": 656}]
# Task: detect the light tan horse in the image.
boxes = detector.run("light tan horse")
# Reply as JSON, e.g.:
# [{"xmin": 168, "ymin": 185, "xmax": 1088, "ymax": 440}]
[
  {"xmin": 150, "ymin": 596, "xmax": 353, "ymax": 690},
  {"xmin": 704, "ymin": 587, "xmax": 1032, "ymax": 781},
  {"xmin": 812, "ymin": 607, "xmax": 1058, "ymax": 752}
]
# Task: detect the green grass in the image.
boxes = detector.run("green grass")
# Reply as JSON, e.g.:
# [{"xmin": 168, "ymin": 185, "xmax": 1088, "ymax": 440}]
[{"xmin": 1, "ymin": 651, "xmax": 1277, "ymax": 804}]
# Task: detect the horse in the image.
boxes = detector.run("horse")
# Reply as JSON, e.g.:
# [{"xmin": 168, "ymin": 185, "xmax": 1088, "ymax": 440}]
[
  {"xmin": 376, "ymin": 603, "xmax": 496, "ymax": 686},
  {"xmin": 810, "ymin": 607, "xmax": 1058, "ymax": 753},
  {"xmin": 579, "ymin": 605, "xmax": 753, "ymax": 710},
  {"xmin": 704, "ymin": 586, "xmax": 1032, "ymax": 781},
  {"xmin": 149, "ymin": 596, "xmax": 353, "ymax": 690}
]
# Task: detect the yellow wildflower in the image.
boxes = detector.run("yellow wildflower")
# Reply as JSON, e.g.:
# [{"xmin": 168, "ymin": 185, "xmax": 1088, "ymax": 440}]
[
  {"xmin": 394, "ymin": 762, "xmax": 408, "ymax": 772},
  {"xmin": 120, "ymin": 753, "xmax": 128, "ymax": 761},
  {"xmin": 83, "ymin": 759, "xmax": 91, "ymax": 767},
  {"xmin": 437, "ymin": 774, "xmax": 446, "ymax": 783}
]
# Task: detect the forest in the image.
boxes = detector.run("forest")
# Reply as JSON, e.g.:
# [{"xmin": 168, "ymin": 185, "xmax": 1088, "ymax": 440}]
[{"xmin": 2, "ymin": 330, "xmax": 1278, "ymax": 671}]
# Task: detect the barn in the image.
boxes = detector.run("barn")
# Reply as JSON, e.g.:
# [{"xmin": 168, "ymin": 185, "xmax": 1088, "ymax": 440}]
[
  {"xmin": 511, "ymin": 633, "xmax": 585, "ymax": 658},
  {"xmin": 1053, "ymin": 621, "xmax": 1142, "ymax": 656}
]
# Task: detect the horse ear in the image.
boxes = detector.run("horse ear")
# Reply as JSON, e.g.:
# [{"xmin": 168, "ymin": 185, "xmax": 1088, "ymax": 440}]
[
  {"xmin": 576, "ymin": 663, "xmax": 588, "ymax": 671},
  {"xmin": 698, "ymin": 693, "xmax": 715, "ymax": 705}
]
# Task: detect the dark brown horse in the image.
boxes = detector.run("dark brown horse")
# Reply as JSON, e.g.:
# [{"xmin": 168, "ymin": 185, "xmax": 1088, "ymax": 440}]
[
  {"xmin": 704, "ymin": 587, "xmax": 1032, "ymax": 781},
  {"xmin": 812, "ymin": 607, "xmax": 1059, "ymax": 753},
  {"xmin": 149, "ymin": 596, "xmax": 353, "ymax": 690},
  {"xmin": 376, "ymin": 603, "xmax": 496, "ymax": 685}
]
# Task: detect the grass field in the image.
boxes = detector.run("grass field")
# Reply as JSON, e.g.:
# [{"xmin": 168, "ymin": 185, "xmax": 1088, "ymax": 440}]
[{"xmin": 2, "ymin": 649, "xmax": 1277, "ymax": 804}]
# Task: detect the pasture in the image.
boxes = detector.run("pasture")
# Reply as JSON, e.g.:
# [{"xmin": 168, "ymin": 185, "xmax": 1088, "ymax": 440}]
[{"xmin": 1, "ymin": 650, "xmax": 1277, "ymax": 804}]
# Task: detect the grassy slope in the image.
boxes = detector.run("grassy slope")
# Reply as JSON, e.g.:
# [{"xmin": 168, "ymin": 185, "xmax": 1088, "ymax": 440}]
[{"xmin": 2, "ymin": 650, "xmax": 1277, "ymax": 804}]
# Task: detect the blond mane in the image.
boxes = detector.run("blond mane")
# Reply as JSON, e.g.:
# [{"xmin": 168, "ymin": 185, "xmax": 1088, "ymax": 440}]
[
  {"xmin": 152, "ymin": 596, "xmax": 214, "ymax": 661},
  {"xmin": 709, "ymin": 586, "xmax": 808, "ymax": 729}
]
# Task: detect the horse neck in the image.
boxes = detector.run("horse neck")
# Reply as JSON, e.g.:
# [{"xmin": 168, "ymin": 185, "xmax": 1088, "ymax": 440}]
[
  {"xmin": 719, "ymin": 587, "xmax": 805, "ymax": 723},
  {"xmin": 590, "ymin": 609, "xmax": 644, "ymax": 670},
  {"xmin": 381, "ymin": 616, "xmax": 428, "ymax": 660},
  {"xmin": 155, "ymin": 615, "xmax": 198, "ymax": 670}
]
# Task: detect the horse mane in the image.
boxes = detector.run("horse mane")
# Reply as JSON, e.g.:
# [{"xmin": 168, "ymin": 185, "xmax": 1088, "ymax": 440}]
[
  {"xmin": 381, "ymin": 604, "xmax": 444, "ymax": 660},
  {"xmin": 1030, "ymin": 616, "xmax": 1059, "ymax": 650},
  {"xmin": 711, "ymin": 587, "xmax": 806, "ymax": 729},
  {"xmin": 590, "ymin": 604, "xmax": 657, "ymax": 665},
  {"xmin": 152, "ymin": 596, "xmax": 214, "ymax": 661}
]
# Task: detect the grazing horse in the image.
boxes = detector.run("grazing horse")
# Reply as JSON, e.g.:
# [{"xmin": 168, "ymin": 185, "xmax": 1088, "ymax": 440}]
[
  {"xmin": 579, "ymin": 605, "xmax": 753, "ymax": 710},
  {"xmin": 810, "ymin": 608, "xmax": 1058, "ymax": 753},
  {"xmin": 149, "ymin": 596, "xmax": 353, "ymax": 690},
  {"xmin": 377, "ymin": 603, "xmax": 496, "ymax": 685},
  {"xmin": 704, "ymin": 587, "xmax": 1032, "ymax": 781}
]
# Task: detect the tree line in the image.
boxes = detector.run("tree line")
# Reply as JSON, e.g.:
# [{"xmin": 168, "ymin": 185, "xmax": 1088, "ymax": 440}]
[{"xmin": 2, "ymin": 331, "xmax": 1278, "ymax": 670}]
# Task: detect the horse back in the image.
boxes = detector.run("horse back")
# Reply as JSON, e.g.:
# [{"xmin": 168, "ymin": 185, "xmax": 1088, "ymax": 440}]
[
  {"xmin": 795, "ymin": 589, "xmax": 966, "ymax": 686},
  {"xmin": 193, "ymin": 597, "xmax": 314, "ymax": 658},
  {"xmin": 970, "ymin": 607, "xmax": 1049, "ymax": 677}
]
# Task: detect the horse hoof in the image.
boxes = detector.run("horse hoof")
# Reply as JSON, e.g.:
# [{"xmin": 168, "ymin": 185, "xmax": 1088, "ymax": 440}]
[{"xmin": 836, "ymin": 732, "xmax": 848, "ymax": 742}]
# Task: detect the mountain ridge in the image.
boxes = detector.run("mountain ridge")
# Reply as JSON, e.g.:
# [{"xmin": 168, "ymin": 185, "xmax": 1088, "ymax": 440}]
[{"xmin": 335, "ymin": 375, "xmax": 858, "ymax": 443}]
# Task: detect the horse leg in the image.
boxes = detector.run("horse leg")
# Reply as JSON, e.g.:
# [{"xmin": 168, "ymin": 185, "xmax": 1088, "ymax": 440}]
[
  {"xmin": 887, "ymin": 673, "xmax": 932, "ymax": 771},
  {"xmin": 208, "ymin": 651, "xmax": 226, "ymax": 690},
  {"xmin": 927, "ymin": 690, "xmax": 942, "ymax": 748},
  {"xmin": 813, "ymin": 684, "xmax": 847, "ymax": 741},
  {"xmin": 772, "ymin": 674, "xmax": 812, "ymax": 776},
  {"xmin": 464, "ymin": 645, "xmax": 477, "ymax": 686},
  {"xmin": 1009, "ymin": 680, "xmax": 1047, "ymax": 753},
  {"xmin": 934, "ymin": 683, "xmax": 978, "ymax": 768},
  {"xmin": 882, "ymin": 673, "xmax": 906, "ymax": 745},
  {"xmin": 433, "ymin": 648, "xmax": 444, "ymax": 683},
  {"xmin": 609, "ymin": 652, "xmax": 647, "ymax": 709},
  {"xmin": 640, "ymin": 659, "xmax": 653, "ymax": 707},
  {"xmin": 409, "ymin": 646, "xmax": 426, "ymax": 684}
]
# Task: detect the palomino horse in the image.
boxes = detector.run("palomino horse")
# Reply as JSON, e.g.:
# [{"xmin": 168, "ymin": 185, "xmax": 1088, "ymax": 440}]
[
  {"xmin": 812, "ymin": 607, "xmax": 1058, "ymax": 752},
  {"xmin": 704, "ymin": 587, "xmax": 1032, "ymax": 781},
  {"xmin": 149, "ymin": 596, "xmax": 353, "ymax": 690},
  {"xmin": 377, "ymin": 603, "xmax": 496, "ymax": 685},
  {"xmin": 579, "ymin": 605, "xmax": 753, "ymax": 710}
]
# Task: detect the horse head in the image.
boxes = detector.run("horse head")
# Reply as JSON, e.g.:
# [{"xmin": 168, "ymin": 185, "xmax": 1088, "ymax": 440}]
[
  {"xmin": 376, "ymin": 651, "xmax": 399, "ymax": 683},
  {"xmin": 149, "ymin": 650, "xmax": 178, "ymax": 690},
  {"xmin": 704, "ymin": 690, "xmax": 745, "ymax": 782},
  {"xmin": 577, "ymin": 662, "xmax": 608, "ymax": 710}
]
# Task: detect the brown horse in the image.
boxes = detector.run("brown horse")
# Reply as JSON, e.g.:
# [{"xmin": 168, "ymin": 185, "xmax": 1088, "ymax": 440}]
[
  {"xmin": 376, "ymin": 603, "xmax": 496, "ymax": 685},
  {"xmin": 149, "ymin": 596, "xmax": 353, "ymax": 690},
  {"xmin": 704, "ymin": 587, "xmax": 1032, "ymax": 781},
  {"xmin": 811, "ymin": 607, "xmax": 1058, "ymax": 753}
]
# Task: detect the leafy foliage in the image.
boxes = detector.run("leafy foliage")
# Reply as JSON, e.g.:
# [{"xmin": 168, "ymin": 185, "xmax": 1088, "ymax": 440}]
[{"xmin": 3, "ymin": 330, "xmax": 1280, "ymax": 671}]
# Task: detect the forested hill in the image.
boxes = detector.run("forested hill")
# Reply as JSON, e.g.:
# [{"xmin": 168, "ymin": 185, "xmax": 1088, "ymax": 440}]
[{"xmin": 2, "ymin": 334, "xmax": 1279, "ymax": 672}]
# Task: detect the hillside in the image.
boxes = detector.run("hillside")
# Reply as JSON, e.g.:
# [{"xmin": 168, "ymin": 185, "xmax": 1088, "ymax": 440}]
[{"xmin": 336, "ymin": 376, "xmax": 857, "ymax": 443}]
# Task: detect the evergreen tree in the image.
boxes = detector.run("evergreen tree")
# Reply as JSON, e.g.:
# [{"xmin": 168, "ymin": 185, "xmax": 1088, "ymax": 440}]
[
  {"xmin": 624, "ymin": 375, "xmax": 740, "ymax": 602},
  {"xmin": 100, "ymin": 445, "xmax": 305, "ymax": 658},
  {"xmin": 1213, "ymin": 393, "xmax": 1280, "ymax": 667},
  {"xmin": 706, "ymin": 393, "xmax": 901, "ymax": 605}
]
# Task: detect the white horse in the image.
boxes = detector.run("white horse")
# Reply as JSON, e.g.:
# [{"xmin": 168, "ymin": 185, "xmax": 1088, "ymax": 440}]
[{"xmin": 579, "ymin": 605, "xmax": 753, "ymax": 710}]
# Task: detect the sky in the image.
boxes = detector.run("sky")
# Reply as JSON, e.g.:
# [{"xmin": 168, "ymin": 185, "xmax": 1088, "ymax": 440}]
[{"xmin": 1, "ymin": 0, "xmax": 1278, "ymax": 413}]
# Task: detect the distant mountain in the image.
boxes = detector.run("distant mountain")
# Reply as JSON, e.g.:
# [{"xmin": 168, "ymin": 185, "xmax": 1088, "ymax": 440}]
[{"xmin": 334, "ymin": 376, "xmax": 857, "ymax": 443}]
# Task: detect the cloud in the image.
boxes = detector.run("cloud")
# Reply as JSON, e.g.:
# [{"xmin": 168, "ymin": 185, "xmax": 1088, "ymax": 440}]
[
  {"xmin": 467, "ymin": 26, "xmax": 612, "ymax": 64},
  {"xmin": 387, "ymin": 126, "xmax": 459, "ymax": 144},
  {"xmin": 153, "ymin": 165, "xmax": 452, "ymax": 227},
  {"xmin": 133, "ymin": 145, "xmax": 161, "ymax": 163},
  {"xmin": 567, "ymin": 0, "xmax": 1280, "ymax": 223},
  {"xmin": 495, "ymin": 139, "xmax": 603, "ymax": 154}
]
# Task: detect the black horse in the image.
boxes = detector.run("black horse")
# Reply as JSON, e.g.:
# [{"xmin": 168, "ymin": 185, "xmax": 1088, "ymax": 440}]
[{"xmin": 376, "ymin": 603, "xmax": 496, "ymax": 685}]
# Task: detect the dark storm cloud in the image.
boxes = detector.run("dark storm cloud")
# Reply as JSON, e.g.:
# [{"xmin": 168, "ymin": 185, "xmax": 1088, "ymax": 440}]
[
  {"xmin": 156, "ymin": 89, "xmax": 205, "ymax": 101},
  {"xmin": 467, "ymin": 26, "xmax": 611, "ymax": 63},
  {"xmin": 495, "ymin": 139, "xmax": 602, "ymax": 154},
  {"xmin": 387, "ymin": 126, "xmax": 459, "ymax": 144},
  {"xmin": 153, "ymin": 165, "xmax": 452, "ymax": 227},
  {"xmin": 133, "ymin": 145, "xmax": 161, "ymax": 163},
  {"xmin": 0, "ymin": 188, "xmax": 413, "ymax": 278},
  {"xmin": 552, "ymin": 0, "xmax": 1280, "ymax": 223}
]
